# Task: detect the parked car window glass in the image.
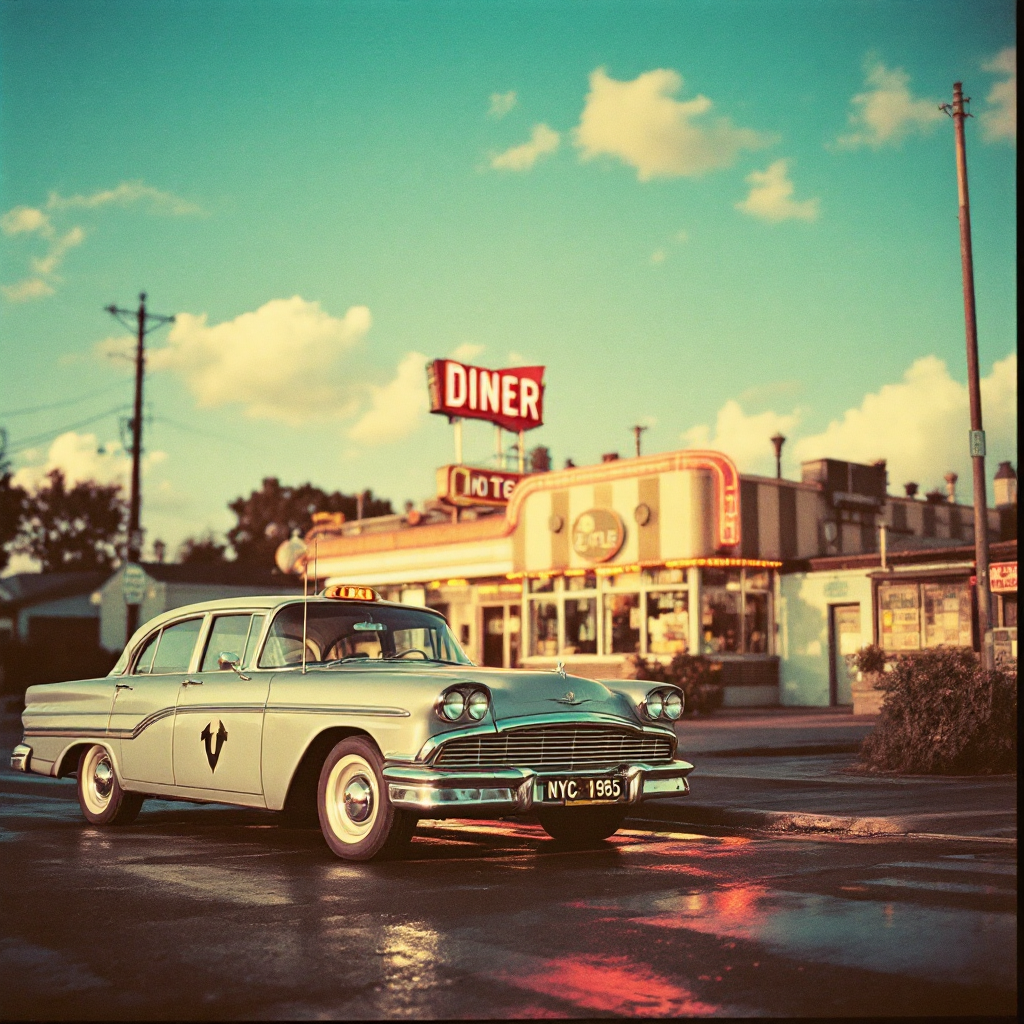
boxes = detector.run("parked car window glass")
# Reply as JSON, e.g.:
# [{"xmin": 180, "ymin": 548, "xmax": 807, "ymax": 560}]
[
  {"xmin": 133, "ymin": 632, "xmax": 160, "ymax": 674},
  {"xmin": 201, "ymin": 615, "xmax": 254, "ymax": 672},
  {"xmin": 242, "ymin": 614, "xmax": 266, "ymax": 666},
  {"xmin": 258, "ymin": 602, "xmax": 471, "ymax": 668},
  {"xmin": 150, "ymin": 618, "xmax": 204, "ymax": 674}
]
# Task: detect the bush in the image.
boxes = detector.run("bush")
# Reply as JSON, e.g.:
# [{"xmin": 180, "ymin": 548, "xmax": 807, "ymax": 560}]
[
  {"xmin": 859, "ymin": 647, "xmax": 1017, "ymax": 775},
  {"xmin": 852, "ymin": 643, "xmax": 887, "ymax": 675},
  {"xmin": 626, "ymin": 653, "xmax": 724, "ymax": 715}
]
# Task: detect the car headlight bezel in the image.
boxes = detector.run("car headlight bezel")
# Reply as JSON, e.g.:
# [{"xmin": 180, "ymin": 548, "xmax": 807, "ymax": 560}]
[
  {"xmin": 466, "ymin": 688, "xmax": 490, "ymax": 721},
  {"xmin": 663, "ymin": 690, "xmax": 684, "ymax": 720},
  {"xmin": 645, "ymin": 690, "xmax": 665, "ymax": 719},
  {"xmin": 435, "ymin": 684, "xmax": 491, "ymax": 724},
  {"xmin": 440, "ymin": 689, "xmax": 466, "ymax": 721},
  {"xmin": 643, "ymin": 686, "xmax": 683, "ymax": 722}
]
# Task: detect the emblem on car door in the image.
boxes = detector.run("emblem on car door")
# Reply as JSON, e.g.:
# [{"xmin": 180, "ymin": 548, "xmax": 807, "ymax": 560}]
[{"xmin": 201, "ymin": 720, "xmax": 228, "ymax": 771}]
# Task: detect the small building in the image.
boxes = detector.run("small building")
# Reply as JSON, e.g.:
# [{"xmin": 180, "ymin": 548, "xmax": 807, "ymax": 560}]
[{"xmin": 99, "ymin": 562, "xmax": 303, "ymax": 652}]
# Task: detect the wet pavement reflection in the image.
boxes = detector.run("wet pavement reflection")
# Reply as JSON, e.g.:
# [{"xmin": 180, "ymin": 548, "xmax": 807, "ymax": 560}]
[{"xmin": 0, "ymin": 779, "xmax": 1016, "ymax": 1018}]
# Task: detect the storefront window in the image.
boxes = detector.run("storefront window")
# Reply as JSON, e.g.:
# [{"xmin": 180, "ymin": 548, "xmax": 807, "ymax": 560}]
[
  {"xmin": 566, "ymin": 572, "xmax": 597, "ymax": 591},
  {"xmin": 644, "ymin": 568, "xmax": 685, "ymax": 586},
  {"xmin": 530, "ymin": 600, "xmax": 559, "ymax": 657},
  {"xmin": 744, "ymin": 593, "xmax": 769, "ymax": 653},
  {"xmin": 702, "ymin": 590, "xmax": 740, "ymax": 653},
  {"xmin": 564, "ymin": 596, "xmax": 597, "ymax": 654},
  {"xmin": 604, "ymin": 592, "xmax": 641, "ymax": 654},
  {"xmin": 530, "ymin": 577, "xmax": 556, "ymax": 593},
  {"xmin": 647, "ymin": 590, "xmax": 689, "ymax": 655},
  {"xmin": 745, "ymin": 569, "xmax": 770, "ymax": 591},
  {"xmin": 922, "ymin": 582, "xmax": 972, "ymax": 648},
  {"xmin": 879, "ymin": 583, "xmax": 922, "ymax": 651},
  {"xmin": 704, "ymin": 567, "xmax": 742, "ymax": 590}
]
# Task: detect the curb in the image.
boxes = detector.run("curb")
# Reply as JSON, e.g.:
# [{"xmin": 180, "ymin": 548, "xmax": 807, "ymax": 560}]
[{"xmin": 627, "ymin": 803, "xmax": 1017, "ymax": 842}]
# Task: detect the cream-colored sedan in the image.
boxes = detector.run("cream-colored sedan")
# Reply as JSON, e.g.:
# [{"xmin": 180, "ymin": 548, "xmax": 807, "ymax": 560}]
[{"xmin": 11, "ymin": 587, "xmax": 693, "ymax": 860}]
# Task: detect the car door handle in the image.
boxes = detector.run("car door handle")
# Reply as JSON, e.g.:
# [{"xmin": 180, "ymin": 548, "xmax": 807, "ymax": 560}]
[
  {"xmin": 182, "ymin": 679, "xmax": 203, "ymax": 687},
  {"xmin": 115, "ymin": 684, "xmax": 133, "ymax": 692}
]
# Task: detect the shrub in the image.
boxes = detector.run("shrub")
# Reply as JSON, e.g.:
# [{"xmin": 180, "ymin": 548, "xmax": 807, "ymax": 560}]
[
  {"xmin": 859, "ymin": 647, "xmax": 1017, "ymax": 775},
  {"xmin": 626, "ymin": 653, "xmax": 724, "ymax": 715},
  {"xmin": 852, "ymin": 643, "xmax": 887, "ymax": 675}
]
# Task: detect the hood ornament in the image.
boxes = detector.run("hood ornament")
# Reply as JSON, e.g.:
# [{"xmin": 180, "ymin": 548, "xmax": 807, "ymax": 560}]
[{"xmin": 556, "ymin": 660, "xmax": 566, "ymax": 679}]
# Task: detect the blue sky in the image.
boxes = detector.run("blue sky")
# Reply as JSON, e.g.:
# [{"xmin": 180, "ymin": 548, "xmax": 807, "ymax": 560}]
[{"xmin": 0, "ymin": 0, "xmax": 1016, "ymax": 565}]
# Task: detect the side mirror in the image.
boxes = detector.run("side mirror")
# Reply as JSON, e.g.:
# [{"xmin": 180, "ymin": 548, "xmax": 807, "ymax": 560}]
[{"xmin": 217, "ymin": 651, "xmax": 241, "ymax": 670}]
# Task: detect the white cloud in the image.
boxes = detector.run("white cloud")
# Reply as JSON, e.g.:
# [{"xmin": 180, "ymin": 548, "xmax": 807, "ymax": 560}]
[
  {"xmin": 836, "ymin": 59, "xmax": 943, "ymax": 149},
  {"xmin": 682, "ymin": 401, "xmax": 801, "ymax": 476},
  {"xmin": 12, "ymin": 431, "xmax": 166, "ymax": 492},
  {"xmin": 2, "ymin": 277, "xmax": 54, "ymax": 302},
  {"xmin": 684, "ymin": 354, "xmax": 1017, "ymax": 499},
  {"xmin": 793, "ymin": 353, "xmax": 1017, "ymax": 497},
  {"xmin": 490, "ymin": 123, "xmax": 561, "ymax": 171},
  {"xmin": 980, "ymin": 47, "xmax": 1016, "ymax": 143},
  {"xmin": 46, "ymin": 181, "xmax": 200, "ymax": 215},
  {"xmin": 1, "ymin": 206, "xmax": 52, "ymax": 237},
  {"xmin": 735, "ymin": 159, "xmax": 819, "ymax": 222},
  {"xmin": 489, "ymin": 91, "xmax": 517, "ymax": 118},
  {"xmin": 348, "ymin": 351, "xmax": 430, "ymax": 444},
  {"xmin": 149, "ymin": 296, "xmax": 373, "ymax": 425},
  {"xmin": 2, "ymin": 180, "xmax": 200, "ymax": 303},
  {"xmin": 573, "ymin": 67, "xmax": 769, "ymax": 181}
]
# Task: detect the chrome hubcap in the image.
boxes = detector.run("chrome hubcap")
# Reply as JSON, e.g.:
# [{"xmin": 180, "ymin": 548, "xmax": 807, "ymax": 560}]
[
  {"xmin": 343, "ymin": 776, "xmax": 374, "ymax": 823},
  {"xmin": 93, "ymin": 758, "xmax": 113, "ymax": 797}
]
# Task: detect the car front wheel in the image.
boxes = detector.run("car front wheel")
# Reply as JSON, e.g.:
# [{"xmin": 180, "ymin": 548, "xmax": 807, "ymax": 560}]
[
  {"xmin": 536, "ymin": 805, "xmax": 628, "ymax": 845},
  {"xmin": 77, "ymin": 744, "xmax": 144, "ymax": 825},
  {"xmin": 317, "ymin": 737, "xmax": 416, "ymax": 861}
]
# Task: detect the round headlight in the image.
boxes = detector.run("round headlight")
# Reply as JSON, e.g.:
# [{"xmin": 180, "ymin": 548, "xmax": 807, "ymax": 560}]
[
  {"xmin": 663, "ymin": 690, "xmax": 683, "ymax": 720},
  {"xmin": 645, "ymin": 690, "xmax": 664, "ymax": 719},
  {"xmin": 466, "ymin": 689, "xmax": 489, "ymax": 721},
  {"xmin": 441, "ymin": 690, "xmax": 466, "ymax": 721}
]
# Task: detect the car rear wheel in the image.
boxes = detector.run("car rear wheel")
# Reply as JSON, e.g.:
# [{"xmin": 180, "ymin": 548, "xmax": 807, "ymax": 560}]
[
  {"xmin": 536, "ymin": 805, "xmax": 628, "ymax": 845},
  {"xmin": 77, "ymin": 744, "xmax": 144, "ymax": 826},
  {"xmin": 317, "ymin": 737, "xmax": 416, "ymax": 861}
]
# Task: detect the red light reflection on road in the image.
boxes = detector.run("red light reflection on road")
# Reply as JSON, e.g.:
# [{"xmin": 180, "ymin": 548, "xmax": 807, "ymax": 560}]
[
  {"xmin": 639, "ymin": 883, "xmax": 770, "ymax": 941},
  {"xmin": 499, "ymin": 953, "xmax": 719, "ymax": 1017}
]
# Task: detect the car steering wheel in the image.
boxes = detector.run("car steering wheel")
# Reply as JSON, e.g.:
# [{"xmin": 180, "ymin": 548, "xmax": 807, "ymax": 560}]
[{"xmin": 391, "ymin": 648, "xmax": 429, "ymax": 660}]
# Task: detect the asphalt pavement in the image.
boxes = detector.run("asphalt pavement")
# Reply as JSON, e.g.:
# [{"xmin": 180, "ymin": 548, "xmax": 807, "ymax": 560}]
[{"xmin": 644, "ymin": 707, "xmax": 1018, "ymax": 842}]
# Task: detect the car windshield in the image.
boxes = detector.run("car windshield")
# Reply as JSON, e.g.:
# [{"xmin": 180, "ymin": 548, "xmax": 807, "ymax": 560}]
[{"xmin": 258, "ymin": 601, "xmax": 472, "ymax": 669}]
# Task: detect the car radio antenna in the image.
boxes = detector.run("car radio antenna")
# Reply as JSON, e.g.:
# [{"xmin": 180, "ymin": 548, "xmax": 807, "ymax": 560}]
[{"xmin": 302, "ymin": 552, "xmax": 309, "ymax": 675}]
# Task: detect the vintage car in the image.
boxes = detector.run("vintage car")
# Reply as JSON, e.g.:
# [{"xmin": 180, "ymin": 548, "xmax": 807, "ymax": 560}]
[{"xmin": 10, "ymin": 586, "xmax": 693, "ymax": 860}]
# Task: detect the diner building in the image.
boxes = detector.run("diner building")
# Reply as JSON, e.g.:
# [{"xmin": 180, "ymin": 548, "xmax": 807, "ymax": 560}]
[{"xmin": 298, "ymin": 449, "xmax": 1014, "ymax": 707}]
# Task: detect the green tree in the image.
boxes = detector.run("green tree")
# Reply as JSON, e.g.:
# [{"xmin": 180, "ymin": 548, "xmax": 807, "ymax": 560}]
[
  {"xmin": 227, "ymin": 477, "xmax": 392, "ymax": 566},
  {"xmin": 177, "ymin": 532, "xmax": 229, "ymax": 565},
  {"xmin": 0, "ymin": 429, "xmax": 26, "ymax": 573},
  {"xmin": 13, "ymin": 469, "xmax": 127, "ymax": 572}
]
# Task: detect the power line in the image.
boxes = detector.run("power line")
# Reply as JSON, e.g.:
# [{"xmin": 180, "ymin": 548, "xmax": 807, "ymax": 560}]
[
  {"xmin": 0, "ymin": 381, "xmax": 128, "ymax": 419},
  {"xmin": 152, "ymin": 414, "xmax": 253, "ymax": 450},
  {"xmin": 4, "ymin": 405, "xmax": 131, "ymax": 456}
]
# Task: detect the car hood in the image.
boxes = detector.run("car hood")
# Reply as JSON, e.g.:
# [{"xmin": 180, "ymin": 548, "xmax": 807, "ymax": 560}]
[{"xmin": 429, "ymin": 665, "xmax": 640, "ymax": 725}]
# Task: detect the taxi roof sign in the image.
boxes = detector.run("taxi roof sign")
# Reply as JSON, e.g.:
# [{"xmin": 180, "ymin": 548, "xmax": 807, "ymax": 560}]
[{"xmin": 322, "ymin": 584, "xmax": 380, "ymax": 602}]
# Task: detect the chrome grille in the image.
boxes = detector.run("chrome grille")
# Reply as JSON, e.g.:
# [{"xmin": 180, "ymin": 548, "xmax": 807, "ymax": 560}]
[{"xmin": 433, "ymin": 724, "xmax": 673, "ymax": 770}]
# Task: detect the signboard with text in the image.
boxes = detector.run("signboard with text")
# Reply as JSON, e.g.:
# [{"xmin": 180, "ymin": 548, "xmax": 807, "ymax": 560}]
[
  {"xmin": 436, "ymin": 465, "xmax": 524, "ymax": 507},
  {"xmin": 990, "ymin": 562, "xmax": 1017, "ymax": 592},
  {"xmin": 427, "ymin": 359, "xmax": 545, "ymax": 433}
]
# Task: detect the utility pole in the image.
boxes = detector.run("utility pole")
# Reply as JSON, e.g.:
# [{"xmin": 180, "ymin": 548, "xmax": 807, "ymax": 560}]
[
  {"xmin": 105, "ymin": 292, "xmax": 175, "ymax": 642},
  {"xmin": 631, "ymin": 424, "xmax": 648, "ymax": 457},
  {"xmin": 770, "ymin": 433, "xmax": 786, "ymax": 479},
  {"xmin": 941, "ymin": 83, "xmax": 994, "ymax": 670}
]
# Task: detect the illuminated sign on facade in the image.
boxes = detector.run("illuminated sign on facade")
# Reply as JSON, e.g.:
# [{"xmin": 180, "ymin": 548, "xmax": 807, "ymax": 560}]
[
  {"xmin": 427, "ymin": 359, "xmax": 545, "ymax": 433},
  {"xmin": 571, "ymin": 509, "xmax": 626, "ymax": 562},
  {"xmin": 437, "ymin": 465, "xmax": 524, "ymax": 507}
]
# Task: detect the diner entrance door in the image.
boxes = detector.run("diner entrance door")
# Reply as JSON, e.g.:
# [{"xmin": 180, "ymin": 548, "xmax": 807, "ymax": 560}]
[
  {"xmin": 829, "ymin": 604, "xmax": 861, "ymax": 706},
  {"xmin": 481, "ymin": 604, "xmax": 522, "ymax": 669}
]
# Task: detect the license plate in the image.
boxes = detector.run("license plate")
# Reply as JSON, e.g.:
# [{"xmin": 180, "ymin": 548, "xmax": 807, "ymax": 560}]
[{"xmin": 540, "ymin": 776, "xmax": 624, "ymax": 805}]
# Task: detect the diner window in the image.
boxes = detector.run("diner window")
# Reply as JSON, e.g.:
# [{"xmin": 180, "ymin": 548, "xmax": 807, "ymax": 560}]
[
  {"xmin": 604, "ymin": 592, "xmax": 641, "ymax": 654},
  {"xmin": 564, "ymin": 596, "xmax": 597, "ymax": 654},
  {"xmin": 922, "ymin": 582, "xmax": 972, "ymax": 648},
  {"xmin": 647, "ymin": 591, "xmax": 689, "ymax": 655},
  {"xmin": 1000, "ymin": 594, "xmax": 1017, "ymax": 628},
  {"xmin": 702, "ymin": 590, "xmax": 740, "ymax": 653},
  {"xmin": 529, "ymin": 577, "xmax": 556, "ymax": 594},
  {"xmin": 878, "ymin": 583, "xmax": 922, "ymax": 651},
  {"xmin": 744, "ymin": 593, "xmax": 769, "ymax": 653},
  {"xmin": 530, "ymin": 599, "xmax": 559, "ymax": 657},
  {"xmin": 644, "ymin": 567, "xmax": 685, "ymax": 586}
]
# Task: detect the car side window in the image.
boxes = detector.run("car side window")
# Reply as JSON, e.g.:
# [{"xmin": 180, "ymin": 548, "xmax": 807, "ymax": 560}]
[
  {"xmin": 200, "ymin": 614, "xmax": 254, "ymax": 672},
  {"xmin": 242, "ymin": 614, "xmax": 266, "ymax": 666},
  {"xmin": 133, "ymin": 631, "xmax": 160, "ymax": 675},
  {"xmin": 150, "ymin": 618, "xmax": 204, "ymax": 675}
]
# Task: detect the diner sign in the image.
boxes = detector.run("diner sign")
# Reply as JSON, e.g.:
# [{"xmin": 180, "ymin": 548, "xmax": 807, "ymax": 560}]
[
  {"xmin": 990, "ymin": 562, "xmax": 1017, "ymax": 592},
  {"xmin": 427, "ymin": 359, "xmax": 545, "ymax": 433},
  {"xmin": 437, "ymin": 465, "xmax": 523, "ymax": 507},
  {"xmin": 572, "ymin": 509, "xmax": 626, "ymax": 563}
]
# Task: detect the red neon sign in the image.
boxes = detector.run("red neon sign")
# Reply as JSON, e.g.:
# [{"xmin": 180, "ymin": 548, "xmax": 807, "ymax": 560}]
[{"xmin": 427, "ymin": 359, "xmax": 545, "ymax": 433}]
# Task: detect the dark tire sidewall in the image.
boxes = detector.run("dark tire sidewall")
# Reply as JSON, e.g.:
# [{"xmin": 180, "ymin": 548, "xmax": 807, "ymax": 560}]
[{"xmin": 536, "ymin": 805, "xmax": 628, "ymax": 844}]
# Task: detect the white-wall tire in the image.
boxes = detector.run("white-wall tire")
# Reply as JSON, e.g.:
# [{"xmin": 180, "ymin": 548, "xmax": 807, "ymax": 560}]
[
  {"xmin": 77, "ymin": 744, "xmax": 144, "ymax": 826},
  {"xmin": 316, "ymin": 737, "xmax": 416, "ymax": 861}
]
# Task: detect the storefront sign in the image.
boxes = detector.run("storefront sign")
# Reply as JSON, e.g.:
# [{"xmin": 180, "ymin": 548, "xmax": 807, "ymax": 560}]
[
  {"xmin": 427, "ymin": 359, "xmax": 545, "ymax": 433},
  {"xmin": 990, "ymin": 562, "xmax": 1017, "ymax": 592},
  {"xmin": 572, "ymin": 509, "xmax": 625, "ymax": 562},
  {"xmin": 436, "ymin": 465, "xmax": 523, "ymax": 507},
  {"xmin": 122, "ymin": 563, "xmax": 147, "ymax": 605}
]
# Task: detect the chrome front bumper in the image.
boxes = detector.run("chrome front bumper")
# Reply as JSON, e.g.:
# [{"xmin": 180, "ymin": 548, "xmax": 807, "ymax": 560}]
[
  {"xmin": 10, "ymin": 744, "xmax": 31, "ymax": 773},
  {"xmin": 382, "ymin": 759, "xmax": 693, "ymax": 816}
]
